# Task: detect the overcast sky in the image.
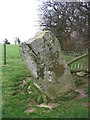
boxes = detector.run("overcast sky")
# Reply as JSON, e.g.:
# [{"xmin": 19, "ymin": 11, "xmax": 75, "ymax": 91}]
[
  {"xmin": 0, "ymin": 0, "xmax": 88, "ymax": 44},
  {"xmin": 0, "ymin": 0, "xmax": 40, "ymax": 44}
]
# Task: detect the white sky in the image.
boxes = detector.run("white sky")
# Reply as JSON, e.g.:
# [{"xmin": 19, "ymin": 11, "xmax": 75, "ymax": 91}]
[
  {"xmin": 0, "ymin": 0, "xmax": 87, "ymax": 44},
  {"xmin": 0, "ymin": 0, "xmax": 40, "ymax": 44}
]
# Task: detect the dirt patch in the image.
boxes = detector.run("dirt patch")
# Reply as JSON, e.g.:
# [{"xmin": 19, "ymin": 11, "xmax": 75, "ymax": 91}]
[
  {"xmin": 72, "ymin": 73, "xmax": 88, "ymax": 99},
  {"xmin": 75, "ymin": 88, "xmax": 87, "ymax": 99},
  {"xmin": 81, "ymin": 102, "xmax": 88, "ymax": 108},
  {"xmin": 24, "ymin": 108, "xmax": 35, "ymax": 113},
  {"xmin": 37, "ymin": 103, "xmax": 59, "ymax": 109}
]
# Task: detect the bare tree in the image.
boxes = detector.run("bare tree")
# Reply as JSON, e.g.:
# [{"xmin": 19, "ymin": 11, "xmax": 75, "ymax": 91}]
[{"xmin": 38, "ymin": 1, "xmax": 89, "ymax": 51}]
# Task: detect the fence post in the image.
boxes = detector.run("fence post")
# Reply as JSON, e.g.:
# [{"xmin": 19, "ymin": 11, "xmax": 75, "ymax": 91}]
[{"xmin": 4, "ymin": 43, "xmax": 6, "ymax": 65}]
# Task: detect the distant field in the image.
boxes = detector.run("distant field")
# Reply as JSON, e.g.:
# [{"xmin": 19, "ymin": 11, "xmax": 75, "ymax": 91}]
[{"xmin": 2, "ymin": 44, "xmax": 88, "ymax": 118}]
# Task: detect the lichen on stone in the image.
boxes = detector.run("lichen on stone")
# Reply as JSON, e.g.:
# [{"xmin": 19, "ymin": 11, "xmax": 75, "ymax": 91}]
[
  {"xmin": 33, "ymin": 31, "xmax": 49, "ymax": 40},
  {"xmin": 20, "ymin": 30, "xmax": 75, "ymax": 99}
]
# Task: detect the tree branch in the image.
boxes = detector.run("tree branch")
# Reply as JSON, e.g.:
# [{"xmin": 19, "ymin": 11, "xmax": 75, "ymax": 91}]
[{"xmin": 67, "ymin": 53, "xmax": 88, "ymax": 65}]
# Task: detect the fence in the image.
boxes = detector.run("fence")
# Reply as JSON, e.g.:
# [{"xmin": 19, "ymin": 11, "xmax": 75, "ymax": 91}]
[
  {"xmin": 3, "ymin": 56, "xmax": 87, "ymax": 72},
  {"xmin": 63, "ymin": 50, "xmax": 88, "ymax": 71},
  {"xmin": 1, "ymin": 43, "xmax": 87, "ymax": 72},
  {"xmin": 69, "ymin": 63, "xmax": 87, "ymax": 71},
  {"xmin": 0, "ymin": 56, "xmax": 23, "ymax": 65}
]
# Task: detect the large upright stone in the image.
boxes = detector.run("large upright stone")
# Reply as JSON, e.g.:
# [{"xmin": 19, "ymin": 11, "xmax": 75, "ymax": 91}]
[{"xmin": 20, "ymin": 31, "xmax": 75, "ymax": 99}]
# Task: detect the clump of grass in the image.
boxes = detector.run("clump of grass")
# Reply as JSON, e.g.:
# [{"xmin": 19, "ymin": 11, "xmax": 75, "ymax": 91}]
[
  {"xmin": 78, "ymin": 96, "xmax": 89, "ymax": 102},
  {"xmin": 52, "ymin": 90, "xmax": 78, "ymax": 103},
  {"xmin": 84, "ymin": 85, "xmax": 90, "ymax": 94},
  {"xmin": 75, "ymin": 79, "xmax": 85, "ymax": 86}
]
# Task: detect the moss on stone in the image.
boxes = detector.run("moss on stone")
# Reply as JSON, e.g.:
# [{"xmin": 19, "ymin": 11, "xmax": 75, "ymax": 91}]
[{"xmin": 33, "ymin": 31, "xmax": 49, "ymax": 40}]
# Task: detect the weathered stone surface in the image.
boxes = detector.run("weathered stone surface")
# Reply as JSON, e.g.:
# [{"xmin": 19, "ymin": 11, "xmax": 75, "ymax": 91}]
[{"xmin": 20, "ymin": 31, "xmax": 75, "ymax": 99}]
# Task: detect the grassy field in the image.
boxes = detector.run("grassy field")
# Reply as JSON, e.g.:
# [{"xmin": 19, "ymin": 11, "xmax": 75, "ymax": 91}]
[
  {"xmin": 1, "ymin": 44, "xmax": 89, "ymax": 118},
  {"xmin": 0, "ymin": 44, "xmax": 2, "ymax": 119}
]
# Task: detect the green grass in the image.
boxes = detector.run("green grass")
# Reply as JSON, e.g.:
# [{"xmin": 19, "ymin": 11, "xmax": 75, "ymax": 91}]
[
  {"xmin": 0, "ymin": 44, "xmax": 2, "ymax": 120},
  {"xmin": 1, "ymin": 44, "xmax": 88, "ymax": 118},
  {"xmin": 75, "ymin": 79, "xmax": 86, "ymax": 87},
  {"xmin": 64, "ymin": 54, "xmax": 87, "ymax": 71}
]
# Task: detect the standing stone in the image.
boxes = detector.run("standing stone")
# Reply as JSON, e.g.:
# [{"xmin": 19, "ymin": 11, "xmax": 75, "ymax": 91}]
[{"xmin": 20, "ymin": 31, "xmax": 75, "ymax": 99}]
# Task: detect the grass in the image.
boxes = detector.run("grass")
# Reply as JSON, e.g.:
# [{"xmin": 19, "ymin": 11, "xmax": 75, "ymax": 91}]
[
  {"xmin": 75, "ymin": 79, "xmax": 86, "ymax": 87},
  {"xmin": 0, "ymin": 44, "xmax": 2, "ymax": 119},
  {"xmin": 1, "ymin": 44, "xmax": 89, "ymax": 118}
]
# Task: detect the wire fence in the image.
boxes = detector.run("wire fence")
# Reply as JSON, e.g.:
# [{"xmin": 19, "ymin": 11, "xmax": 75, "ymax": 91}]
[
  {"xmin": 1, "ymin": 45, "xmax": 87, "ymax": 71},
  {"xmin": 69, "ymin": 63, "xmax": 87, "ymax": 71},
  {"xmin": 1, "ymin": 56, "xmax": 87, "ymax": 71},
  {"xmin": 1, "ymin": 56, "xmax": 23, "ymax": 65}
]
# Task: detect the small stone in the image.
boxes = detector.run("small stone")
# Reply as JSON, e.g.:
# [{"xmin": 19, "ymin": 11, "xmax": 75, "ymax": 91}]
[
  {"xmin": 28, "ymin": 91, "xmax": 32, "ymax": 94},
  {"xmin": 76, "ymin": 71, "xmax": 86, "ymax": 77},
  {"xmin": 24, "ymin": 108, "xmax": 35, "ymax": 113},
  {"xmin": 37, "ymin": 103, "xmax": 59, "ymax": 109},
  {"xmin": 28, "ymin": 86, "xmax": 31, "ymax": 89}
]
